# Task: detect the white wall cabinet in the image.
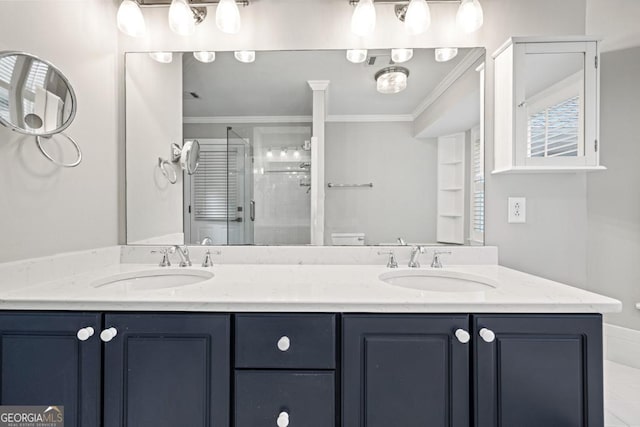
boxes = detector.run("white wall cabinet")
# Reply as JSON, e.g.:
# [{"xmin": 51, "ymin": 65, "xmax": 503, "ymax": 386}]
[{"xmin": 492, "ymin": 37, "xmax": 604, "ymax": 174}]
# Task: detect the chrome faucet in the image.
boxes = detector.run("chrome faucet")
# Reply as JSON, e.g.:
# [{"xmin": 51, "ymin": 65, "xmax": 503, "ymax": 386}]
[
  {"xmin": 378, "ymin": 251, "xmax": 399, "ymax": 268},
  {"xmin": 170, "ymin": 245, "xmax": 192, "ymax": 267},
  {"xmin": 431, "ymin": 250, "xmax": 452, "ymax": 268},
  {"xmin": 397, "ymin": 237, "xmax": 407, "ymax": 246},
  {"xmin": 151, "ymin": 248, "xmax": 171, "ymax": 267},
  {"xmin": 408, "ymin": 246, "xmax": 425, "ymax": 268}
]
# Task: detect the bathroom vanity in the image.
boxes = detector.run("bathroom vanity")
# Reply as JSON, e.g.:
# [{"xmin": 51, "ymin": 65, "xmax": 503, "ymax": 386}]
[{"xmin": 0, "ymin": 246, "xmax": 621, "ymax": 427}]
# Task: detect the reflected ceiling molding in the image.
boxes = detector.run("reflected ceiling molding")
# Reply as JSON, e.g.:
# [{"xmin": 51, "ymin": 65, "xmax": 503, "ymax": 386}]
[
  {"xmin": 183, "ymin": 114, "xmax": 415, "ymax": 124},
  {"xmin": 411, "ymin": 47, "xmax": 485, "ymax": 119},
  {"xmin": 183, "ymin": 116, "xmax": 313, "ymax": 124}
]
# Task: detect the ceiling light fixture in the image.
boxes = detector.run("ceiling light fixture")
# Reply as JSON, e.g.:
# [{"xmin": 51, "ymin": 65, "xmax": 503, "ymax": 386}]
[
  {"xmin": 117, "ymin": 0, "xmax": 147, "ymax": 37},
  {"xmin": 149, "ymin": 52, "xmax": 173, "ymax": 63},
  {"xmin": 391, "ymin": 48, "xmax": 413, "ymax": 63},
  {"xmin": 216, "ymin": 0, "xmax": 242, "ymax": 34},
  {"xmin": 346, "ymin": 49, "xmax": 368, "ymax": 64},
  {"xmin": 456, "ymin": 0, "xmax": 484, "ymax": 33},
  {"xmin": 375, "ymin": 66, "xmax": 409, "ymax": 94},
  {"xmin": 234, "ymin": 50, "xmax": 256, "ymax": 63},
  {"xmin": 435, "ymin": 47, "xmax": 458, "ymax": 62},
  {"xmin": 403, "ymin": 0, "xmax": 431, "ymax": 35},
  {"xmin": 350, "ymin": 0, "xmax": 376, "ymax": 37},
  {"xmin": 193, "ymin": 51, "xmax": 216, "ymax": 63}
]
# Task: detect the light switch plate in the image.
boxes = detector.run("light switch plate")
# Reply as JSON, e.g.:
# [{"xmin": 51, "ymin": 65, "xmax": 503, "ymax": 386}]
[{"xmin": 508, "ymin": 197, "xmax": 526, "ymax": 223}]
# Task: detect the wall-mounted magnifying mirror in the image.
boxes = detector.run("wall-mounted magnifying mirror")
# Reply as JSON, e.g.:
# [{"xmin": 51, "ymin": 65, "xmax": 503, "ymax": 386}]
[
  {"xmin": 0, "ymin": 51, "xmax": 82, "ymax": 167},
  {"xmin": 181, "ymin": 139, "xmax": 200, "ymax": 175}
]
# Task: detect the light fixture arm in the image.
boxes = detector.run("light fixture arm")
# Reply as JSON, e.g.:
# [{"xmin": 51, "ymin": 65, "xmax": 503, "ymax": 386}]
[{"xmin": 134, "ymin": 0, "xmax": 249, "ymax": 7}]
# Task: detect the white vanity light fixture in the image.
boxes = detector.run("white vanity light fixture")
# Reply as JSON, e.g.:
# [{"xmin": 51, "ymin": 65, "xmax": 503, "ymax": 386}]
[
  {"xmin": 193, "ymin": 51, "xmax": 216, "ymax": 63},
  {"xmin": 456, "ymin": 0, "xmax": 484, "ymax": 33},
  {"xmin": 404, "ymin": 0, "xmax": 431, "ymax": 35},
  {"xmin": 117, "ymin": 0, "xmax": 147, "ymax": 37},
  {"xmin": 391, "ymin": 48, "xmax": 413, "ymax": 64},
  {"xmin": 293, "ymin": 149, "xmax": 301, "ymax": 158},
  {"xmin": 346, "ymin": 49, "xmax": 368, "ymax": 64},
  {"xmin": 169, "ymin": 0, "xmax": 198, "ymax": 36},
  {"xmin": 234, "ymin": 50, "xmax": 256, "ymax": 63},
  {"xmin": 149, "ymin": 52, "xmax": 173, "ymax": 63},
  {"xmin": 435, "ymin": 47, "xmax": 458, "ymax": 62},
  {"xmin": 280, "ymin": 148, "xmax": 287, "ymax": 157},
  {"xmin": 375, "ymin": 66, "xmax": 409, "ymax": 94},
  {"xmin": 216, "ymin": 0, "xmax": 242, "ymax": 34},
  {"xmin": 266, "ymin": 148, "xmax": 273, "ymax": 158},
  {"xmin": 350, "ymin": 0, "xmax": 376, "ymax": 36}
]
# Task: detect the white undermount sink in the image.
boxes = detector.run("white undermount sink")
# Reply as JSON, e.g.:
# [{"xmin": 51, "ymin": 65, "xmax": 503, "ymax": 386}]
[
  {"xmin": 92, "ymin": 269, "xmax": 214, "ymax": 291},
  {"xmin": 379, "ymin": 269, "xmax": 496, "ymax": 293}
]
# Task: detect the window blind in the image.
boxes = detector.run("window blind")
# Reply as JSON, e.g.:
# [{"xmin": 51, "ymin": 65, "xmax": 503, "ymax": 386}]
[
  {"xmin": 0, "ymin": 55, "xmax": 16, "ymax": 86},
  {"xmin": 193, "ymin": 147, "xmax": 239, "ymax": 221},
  {"xmin": 528, "ymin": 95, "xmax": 580, "ymax": 158},
  {"xmin": 472, "ymin": 135, "xmax": 485, "ymax": 236}
]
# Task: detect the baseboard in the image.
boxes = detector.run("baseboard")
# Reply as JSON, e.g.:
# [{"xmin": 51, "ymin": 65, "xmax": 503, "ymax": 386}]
[{"xmin": 604, "ymin": 323, "xmax": 640, "ymax": 370}]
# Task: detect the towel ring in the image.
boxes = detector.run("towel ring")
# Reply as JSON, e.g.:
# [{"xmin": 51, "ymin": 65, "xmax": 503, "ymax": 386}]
[
  {"xmin": 158, "ymin": 157, "xmax": 178, "ymax": 184},
  {"xmin": 35, "ymin": 132, "xmax": 82, "ymax": 168}
]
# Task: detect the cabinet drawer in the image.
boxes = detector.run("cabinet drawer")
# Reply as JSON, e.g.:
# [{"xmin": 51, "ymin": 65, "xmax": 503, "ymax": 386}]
[
  {"xmin": 235, "ymin": 314, "xmax": 336, "ymax": 369},
  {"xmin": 235, "ymin": 371, "xmax": 335, "ymax": 427}
]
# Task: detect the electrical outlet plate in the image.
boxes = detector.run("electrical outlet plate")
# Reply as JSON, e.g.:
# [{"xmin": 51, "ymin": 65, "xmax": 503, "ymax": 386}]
[{"xmin": 508, "ymin": 197, "xmax": 526, "ymax": 223}]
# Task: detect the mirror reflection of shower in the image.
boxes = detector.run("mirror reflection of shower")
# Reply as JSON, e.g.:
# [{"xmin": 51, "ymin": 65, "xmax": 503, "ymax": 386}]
[{"xmin": 184, "ymin": 125, "xmax": 312, "ymax": 246}]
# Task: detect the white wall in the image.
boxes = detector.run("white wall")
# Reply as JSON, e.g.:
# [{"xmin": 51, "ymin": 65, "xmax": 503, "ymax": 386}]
[
  {"xmin": 586, "ymin": 0, "xmax": 640, "ymax": 52},
  {"xmin": 325, "ymin": 121, "xmax": 438, "ymax": 245},
  {"xmin": 586, "ymin": 47, "xmax": 640, "ymax": 330},
  {"xmin": 0, "ymin": 0, "xmax": 119, "ymax": 262},
  {"xmin": 125, "ymin": 53, "xmax": 183, "ymax": 244}
]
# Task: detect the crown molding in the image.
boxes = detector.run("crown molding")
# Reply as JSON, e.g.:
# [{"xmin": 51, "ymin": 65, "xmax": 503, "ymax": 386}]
[
  {"xmin": 184, "ymin": 114, "xmax": 415, "ymax": 124},
  {"xmin": 411, "ymin": 47, "xmax": 485, "ymax": 119}
]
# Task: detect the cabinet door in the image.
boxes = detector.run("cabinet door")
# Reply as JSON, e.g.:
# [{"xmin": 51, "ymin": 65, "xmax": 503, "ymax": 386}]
[
  {"xmin": 0, "ymin": 312, "xmax": 101, "ymax": 427},
  {"xmin": 103, "ymin": 313, "xmax": 230, "ymax": 427},
  {"xmin": 474, "ymin": 314, "xmax": 603, "ymax": 427},
  {"xmin": 343, "ymin": 315, "xmax": 470, "ymax": 427}
]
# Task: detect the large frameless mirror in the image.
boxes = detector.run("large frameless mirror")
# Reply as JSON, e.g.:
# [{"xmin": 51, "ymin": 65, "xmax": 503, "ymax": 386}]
[{"xmin": 125, "ymin": 48, "xmax": 486, "ymax": 247}]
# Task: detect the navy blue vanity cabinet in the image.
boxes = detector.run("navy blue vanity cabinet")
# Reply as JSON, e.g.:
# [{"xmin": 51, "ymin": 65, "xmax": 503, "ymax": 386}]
[
  {"xmin": 474, "ymin": 314, "xmax": 604, "ymax": 427},
  {"xmin": 234, "ymin": 314, "xmax": 337, "ymax": 427},
  {"xmin": 342, "ymin": 315, "xmax": 471, "ymax": 427},
  {"xmin": 0, "ymin": 312, "xmax": 102, "ymax": 427},
  {"xmin": 102, "ymin": 313, "xmax": 230, "ymax": 427}
]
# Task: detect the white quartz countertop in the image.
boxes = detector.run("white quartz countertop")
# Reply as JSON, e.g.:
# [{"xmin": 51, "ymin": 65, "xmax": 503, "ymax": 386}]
[{"xmin": 0, "ymin": 262, "xmax": 622, "ymax": 313}]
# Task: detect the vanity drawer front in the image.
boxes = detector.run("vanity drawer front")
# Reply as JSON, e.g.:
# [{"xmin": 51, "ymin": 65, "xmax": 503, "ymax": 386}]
[
  {"xmin": 235, "ymin": 371, "xmax": 335, "ymax": 427},
  {"xmin": 235, "ymin": 314, "xmax": 336, "ymax": 369}
]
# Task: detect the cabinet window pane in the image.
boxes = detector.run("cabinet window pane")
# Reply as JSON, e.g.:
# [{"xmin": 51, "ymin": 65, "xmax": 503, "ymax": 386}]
[{"xmin": 528, "ymin": 95, "xmax": 580, "ymax": 158}]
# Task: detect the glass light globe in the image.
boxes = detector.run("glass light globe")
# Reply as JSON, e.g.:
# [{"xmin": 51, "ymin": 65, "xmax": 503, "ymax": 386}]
[
  {"xmin": 435, "ymin": 47, "xmax": 459, "ymax": 62},
  {"xmin": 457, "ymin": 0, "xmax": 484, "ymax": 33},
  {"xmin": 117, "ymin": 0, "xmax": 147, "ymax": 37},
  {"xmin": 234, "ymin": 51, "xmax": 256, "ymax": 63},
  {"xmin": 346, "ymin": 49, "xmax": 368, "ymax": 64},
  {"xmin": 169, "ymin": 0, "xmax": 196, "ymax": 36},
  {"xmin": 351, "ymin": 0, "xmax": 376, "ymax": 37},
  {"xmin": 404, "ymin": 0, "xmax": 431, "ymax": 35},
  {"xmin": 149, "ymin": 52, "xmax": 173, "ymax": 64},
  {"xmin": 216, "ymin": 0, "xmax": 241, "ymax": 34},
  {"xmin": 193, "ymin": 51, "xmax": 216, "ymax": 63},
  {"xmin": 391, "ymin": 48, "xmax": 413, "ymax": 64}
]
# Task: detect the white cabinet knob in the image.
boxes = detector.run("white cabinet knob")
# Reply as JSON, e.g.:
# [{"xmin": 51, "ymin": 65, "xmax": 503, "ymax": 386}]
[
  {"xmin": 454, "ymin": 329, "xmax": 471, "ymax": 344},
  {"xmin": 100, "ymin": 327, "xmax": 118, "ymax": 343},
  {"xmin": 277, "ymin": 411, "xmax": 289, "ymax": 427},
  {"xmin": 77, "ymin": 327, "xmax": 95, "ymax": 341},
  {"xmin": 479, "ymin": 328, "xmax": 496, "ymax": 343},
  {"xmin": 277, "ymin": 336, "xmax": 291, "ymax": 352}
]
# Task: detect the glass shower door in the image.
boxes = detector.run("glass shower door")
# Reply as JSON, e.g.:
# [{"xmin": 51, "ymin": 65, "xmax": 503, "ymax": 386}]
[{"xmin": 226, "ymin": 127, "xmax": 253, "ymax": 245}]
